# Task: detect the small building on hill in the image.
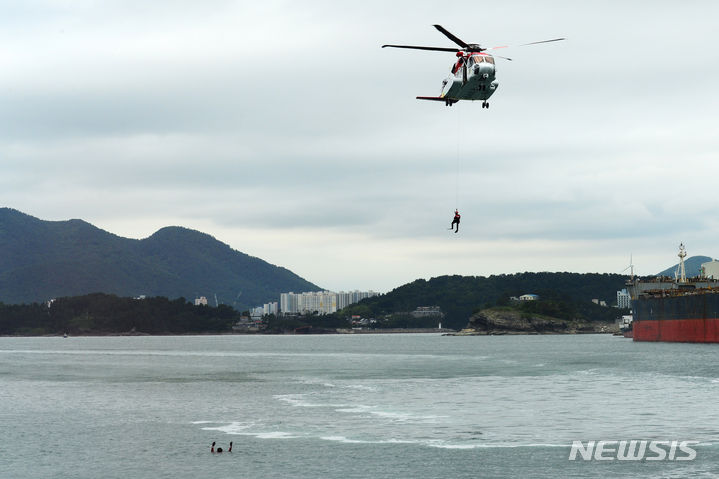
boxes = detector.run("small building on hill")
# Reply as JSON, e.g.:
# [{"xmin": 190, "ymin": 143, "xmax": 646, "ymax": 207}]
[
  {"xmin": 410, "ymin": 306, "xmax": 444, "ymax": 318},
  {"xmin": 519, "ymin": 294, "xmax": 539, "ymax": 301}
]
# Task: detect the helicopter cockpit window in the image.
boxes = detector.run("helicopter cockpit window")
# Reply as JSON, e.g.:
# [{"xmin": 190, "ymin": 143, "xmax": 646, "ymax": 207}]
[
  {"xmin": 470, "ymin": 56, "xmax": 484, "ymax": 65},
  {"xmin": 485, "ymin": 56, "xmax": 495, "ymax": 65}
]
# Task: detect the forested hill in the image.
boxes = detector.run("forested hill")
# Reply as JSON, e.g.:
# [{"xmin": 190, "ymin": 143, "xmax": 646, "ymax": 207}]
[
  {"xmin": 0, "ymin": 208, "xmax": 319, "ymax": 308},
  {"xmin": 344, "ymin": 273, "xmax": 629, "ymax": 330},
  {"xmin": 0, "ymin": 293, "xmax": 239, "ymax": 335}
]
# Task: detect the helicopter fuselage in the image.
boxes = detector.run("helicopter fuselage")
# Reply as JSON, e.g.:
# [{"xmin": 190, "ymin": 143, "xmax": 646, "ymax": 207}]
[
  {"xmin": 383, "ymin": 24, "xmax": 563, "ymax": 108},
  {"xmin": 440, "ymin": 52, "xmax": 498, "ymax": 103}
]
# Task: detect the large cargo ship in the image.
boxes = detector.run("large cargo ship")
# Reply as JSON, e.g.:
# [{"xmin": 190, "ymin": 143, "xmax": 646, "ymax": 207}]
[{"xmin": 628, "ymin": 244, "xmax": 719, "ymax": 343}]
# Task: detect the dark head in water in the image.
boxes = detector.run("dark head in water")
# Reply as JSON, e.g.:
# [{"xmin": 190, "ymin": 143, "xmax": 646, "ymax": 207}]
[{"xmin": 211, "ymin": 440, "xmax": 232, "ymax": 453}]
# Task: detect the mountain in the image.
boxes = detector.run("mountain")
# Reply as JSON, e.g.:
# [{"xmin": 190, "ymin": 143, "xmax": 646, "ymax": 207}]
[
  {"xmin": 0, "ymin": 208, "xmax": 320, "ymax": 307},
  {"xmin": 656, "ymin": 255, "xmax": 713, "ymax": 278}
]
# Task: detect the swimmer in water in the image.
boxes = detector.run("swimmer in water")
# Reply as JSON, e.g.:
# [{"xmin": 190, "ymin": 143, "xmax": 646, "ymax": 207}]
[{"xmin": 211, "ymin": 441, "xmax": 232, "ymax": 453}]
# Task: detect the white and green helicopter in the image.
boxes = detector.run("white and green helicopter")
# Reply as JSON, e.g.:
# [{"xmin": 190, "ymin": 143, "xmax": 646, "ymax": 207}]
[{"xmin": 383, "ymin": 25, "xmax": 564, "ymax": 108}]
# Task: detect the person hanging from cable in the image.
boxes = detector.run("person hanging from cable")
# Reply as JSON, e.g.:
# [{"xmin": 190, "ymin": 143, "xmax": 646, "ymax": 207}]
[{"xmin": 450, "ymin": 209, "xmax": 460, "ymax": 233}]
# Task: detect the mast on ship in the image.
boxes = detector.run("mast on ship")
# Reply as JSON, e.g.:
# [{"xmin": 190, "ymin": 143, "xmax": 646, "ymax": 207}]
[{"xmin": 676, "ymin": 243, "xmax": 687, "ymax": 283}]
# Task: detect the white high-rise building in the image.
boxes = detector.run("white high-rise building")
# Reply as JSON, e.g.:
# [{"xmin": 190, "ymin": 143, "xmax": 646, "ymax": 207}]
[
  {"xmin": 280, "ymin": 293, "xmax": 299, "ymax": 314},
  {"xmin": 264, "ymin": 302, "xmax": 278, "ymax": 315},
  {"xmin": 277, "ymin": 290, "xmax": 378, "ymax": 315},
  {"xmin": 297, "ymin": 291, "xmax": 337, "ymax": 314},
  {"xmin": 337, "ymin": 291, "xmax": 352, "ymax": 310},
  {"xmin": 617, "ymin": 289, "xmax": 631, "ymax": 309}
]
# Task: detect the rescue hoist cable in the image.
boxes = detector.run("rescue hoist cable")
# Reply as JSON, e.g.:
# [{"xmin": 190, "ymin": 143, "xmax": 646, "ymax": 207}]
[{"xmin": 455, "ymin": 103, "xmax": 461, "ymax": 210}]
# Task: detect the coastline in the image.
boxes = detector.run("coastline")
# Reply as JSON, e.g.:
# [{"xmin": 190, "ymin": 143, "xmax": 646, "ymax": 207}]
[
  {"xmin": 2, "ymin": 327, "xmax": 621, "ymax": 338},
  {"xmin": 443, "ymin": 328, "xmax": 617, "ymax": 336}
]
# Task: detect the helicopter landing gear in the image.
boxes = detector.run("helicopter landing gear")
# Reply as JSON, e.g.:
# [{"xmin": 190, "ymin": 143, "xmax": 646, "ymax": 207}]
[{"xmin": 481, "ymin": 101, "xmax": 489, "ymax": 109}]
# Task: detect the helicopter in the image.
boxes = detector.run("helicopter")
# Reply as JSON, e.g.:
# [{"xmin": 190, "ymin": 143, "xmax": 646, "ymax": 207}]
[{"xmin": 382, "ymin": 25, "xmax": 564, "ymax": 108}]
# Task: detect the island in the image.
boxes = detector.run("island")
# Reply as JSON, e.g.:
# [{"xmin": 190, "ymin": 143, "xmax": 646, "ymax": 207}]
[{"xmin": 445, "ymin": 305, "xmax": 617, "ymax": 336}]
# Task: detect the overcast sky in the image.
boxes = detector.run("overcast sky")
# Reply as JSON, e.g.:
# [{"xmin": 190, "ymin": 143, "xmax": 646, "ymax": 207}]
[{"xmin": 2, "ymin": 0, "xmax": 718, "ymax": 293}]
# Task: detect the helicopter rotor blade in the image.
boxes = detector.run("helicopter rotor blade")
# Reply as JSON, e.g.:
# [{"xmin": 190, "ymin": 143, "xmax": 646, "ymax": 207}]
[
  {"xmin": 492, "ymin": 54, "xmax": 513, "ymax": 61},
  {"xmin": 519, "ymin": 38, "xmax": 566, "ymax": 46},
  {"xmin": 488, "ymin": 38, "xmax": 565, "ymax": 53},
  {"xmin": 432, "ymin": 24, "xmax": 469, "ymax": 49},
  {"xmin": 382, "ymin": 44, "xmax": 460, "ymax": 53}
]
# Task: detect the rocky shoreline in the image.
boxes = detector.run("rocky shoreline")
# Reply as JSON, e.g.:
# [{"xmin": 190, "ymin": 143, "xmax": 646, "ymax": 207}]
[{"xmin": 443, "ymin": 307, "xmax": 618, "ymax": 336}]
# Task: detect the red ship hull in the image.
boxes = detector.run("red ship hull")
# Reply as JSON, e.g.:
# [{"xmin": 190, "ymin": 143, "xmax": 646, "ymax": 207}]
[{"xmin": 633, "ymin": 318, "xmax": 719, "ymax": 343}]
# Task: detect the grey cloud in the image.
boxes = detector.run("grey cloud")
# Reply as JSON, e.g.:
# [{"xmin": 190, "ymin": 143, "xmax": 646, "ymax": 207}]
[{"xmin": 3, "ymin": 1, "xmax": 719, "ymax": 289}]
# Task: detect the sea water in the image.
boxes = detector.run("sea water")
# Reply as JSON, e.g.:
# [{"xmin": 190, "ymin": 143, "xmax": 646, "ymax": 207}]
[{"xmin": 2, "ymin": 334, "xmax": 719, "ymax": 478}]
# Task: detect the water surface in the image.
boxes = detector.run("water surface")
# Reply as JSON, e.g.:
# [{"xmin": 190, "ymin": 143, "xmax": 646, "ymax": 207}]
[{"xmin": 2, "ymin": 334, "xmax": 718, "ymax": 478}]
